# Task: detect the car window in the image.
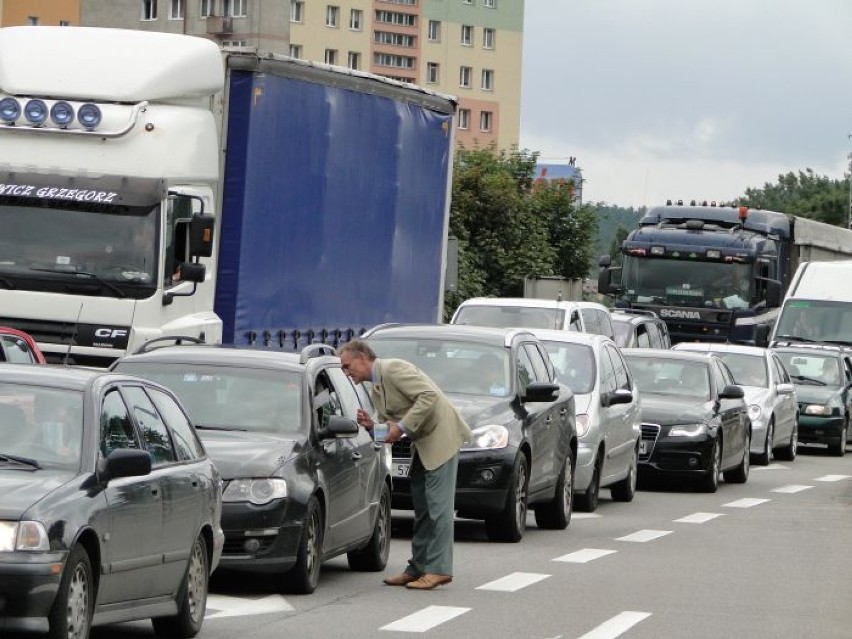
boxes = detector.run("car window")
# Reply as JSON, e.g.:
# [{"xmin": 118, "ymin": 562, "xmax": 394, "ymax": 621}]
[
  {"xmin": 101, "ymin": 388, "xmax": 140, "ymax": 457},
  {"xmin": 771, "ymin": 356, "xmax": 789, "ymax": 384},
  {"xmin": 123, "ymin": 386, "xmax": 176, "ymax": 466},
  {"xmin": 0, "ymin": 335, "xmax": 36, "ymax": 363},
  {"xmin": 636, "ymin": 324, "xmax": 650, "ymax": 348},
  {"xmin": 518, "ymin": 347, "xmax": 536, "ymax": 388},
  {"xmin": 712, "ymin": 361, "xmax": 731, "ymax": 393},
  {"xmin": 715, "ymin": 353, "xmax": 767, "ymax": 387},
  {"xmin": 453, "ymin": 304, "xmax": 565, "ymax": 330},
  {"xmin": 626, "ymin": 356, "xmax": 709, "ymax": 399},
  {"xmin": 657, "ymin": 322, "xmax": 672, "ymax": 348},
  {"xmin": 327, "ymin": 368, "xmax": 362, "ymax": 417},
  {"xmin": 606, "ymin": 345, "xmax": 631, "ymax": 391},
  {"xmin": 569, "ymin": 311, "xmax": 583, "ymax": 332},
  {"xmin": 540, "ymin": 340, "xmax": 595, "ymax": 394},
  {"xmin": 646, "ymin": 323, "xmax": 662, "ymax": 348},
  {"xmin": 612, "ymin": 319, "xmax": 631, "ymax": 347},
  {"xmin": 315, "ymin": 371, "xmax": 344, "ymax": 429},
  {"xmin": 148, "ymin": 388, "xmax": 205, "ymax": 461},
  {"xmin": 353, "ymin": 381, "xmax": 379, "ymax": 420},
  {"xmin": 523, "ymin": 343, "xmax": 550, "ymax": 382},
  {"xmin": 775, "ymin": 351, "xmax": 842, "ymax": 386},
  {"xmin": 580, "ymin": 308, "xmax": 600, "ymax": 335},
  {"xmin": 599, "ymin": 346, "xmax": 617, "ymax": 394},
  {"xmin": 598, "ymin": 311, "xmax": 615, "ymax": 339}
]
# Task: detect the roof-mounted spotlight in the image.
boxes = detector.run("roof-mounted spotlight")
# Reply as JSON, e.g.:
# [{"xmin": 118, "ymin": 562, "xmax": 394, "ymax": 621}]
[
  {"xmin": 50, "ymin": 101, "xmax": 75, "ymax": 127},
  {"xmin": 0, "ymin": 97, "xmax": 21, "ymax": 123},
  {"xmin": 77, "ymin": 103, "xmax": 102, "ymax": 130},
  {"xmin": 24, "ymin": 99, "xmax": 48, "ymax": 125}
]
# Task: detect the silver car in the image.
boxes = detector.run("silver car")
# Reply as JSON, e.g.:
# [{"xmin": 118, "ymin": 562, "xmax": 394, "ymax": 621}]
[
  {"xmin": 672, "ymin": 342, "xmax": 798, "ymax": 464},
  {"xmin": 531, "ymin": 329, "xmax": 641, "ymax": 511}
]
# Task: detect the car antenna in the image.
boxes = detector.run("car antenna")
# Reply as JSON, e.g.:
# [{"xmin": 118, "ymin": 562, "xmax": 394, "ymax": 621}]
[{"xmin": 63, "ymin": 302, "xmax": 84, "ymax": 367}]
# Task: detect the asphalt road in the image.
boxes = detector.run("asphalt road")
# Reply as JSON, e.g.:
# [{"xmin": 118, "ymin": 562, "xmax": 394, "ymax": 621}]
[{"xmin": 82, "ymin": 444, "xmax": 852, "ymax": 639}]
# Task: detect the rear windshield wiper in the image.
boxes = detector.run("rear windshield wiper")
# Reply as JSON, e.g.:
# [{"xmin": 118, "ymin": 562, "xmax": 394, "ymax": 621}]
[
  {"xmin": 30, "ymin": 267, "xmax": 127, "ymax": 298},
  {"xmin": 0, "ymin": 453, "xmax": 41, "ymax": 469},
  {"xmin": 195, "ymin": 424, "xmax": 247, "ymax": 432}
]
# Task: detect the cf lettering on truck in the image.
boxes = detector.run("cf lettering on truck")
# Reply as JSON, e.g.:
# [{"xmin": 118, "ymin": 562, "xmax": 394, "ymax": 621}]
[{"xmin": 0, "ymin": 27, "xmax": 456, "ymax": 366}]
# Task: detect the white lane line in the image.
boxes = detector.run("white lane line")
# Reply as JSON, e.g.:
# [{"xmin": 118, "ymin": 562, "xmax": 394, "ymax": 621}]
[
  {"xmin": 771, "ymin": 484, "xmax": 814, "ymax": 494},
  {"xmin": 815, "ymin": 474, "xmax": 851, "ymax": 482},
  {"xmin": 380, "ymin": 606, "xmax": 470, "ymax": 633},
  {"xmin": 554, "ymin": 548, "xmax": 617, "ymax": 563},
  {"xmin": 722, "ymin": 498, "xmax": 770, "ymax": 508},
  {"xmin": 576, "ymin": 611, "xmax": 652, "ymax": 639},
  {"xmin": 674, "ymin": 512, "xmax": 724, "ymax": 524},
  {"xmin": 752, "ymin": 464, "xmax": 790, "ymax": 471},
  {"xmin": 572, "ymin": 512, "xmax": 603, "ymax": 519},
  {"xmin": 476, "ymin": 572, "xmax": 551, "ymax": 592},
  {"xmin": 616, "ymin": 529, "xmax": 672, "ymax": 543},
  {"xmin": 206, "ymin": 594, "xmax": 294, "ymax": 619}
]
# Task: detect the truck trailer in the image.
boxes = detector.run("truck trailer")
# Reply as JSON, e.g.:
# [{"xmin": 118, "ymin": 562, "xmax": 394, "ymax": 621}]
[
  {"xmin": 598, "ymin": 201, "xmax": 852, "ymax": 345},
  {"xmin": 0, "ymin": 27, "xmax": 456, "ymax": 366}
]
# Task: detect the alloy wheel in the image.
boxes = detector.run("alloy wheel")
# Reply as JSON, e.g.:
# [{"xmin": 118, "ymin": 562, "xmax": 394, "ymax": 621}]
[{"xmin": 66, "ymin": 561, "xmax": 90, "ymax": 639}]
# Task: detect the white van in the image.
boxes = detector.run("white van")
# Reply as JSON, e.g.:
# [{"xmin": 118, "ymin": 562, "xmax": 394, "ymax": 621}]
[
  {"xmin": 450, "ymin": 297, "xmax": 615, "ymax": 339},
  {"xmin": 770, "ymin": 260, "xmax": 852, "ymax": 347}
]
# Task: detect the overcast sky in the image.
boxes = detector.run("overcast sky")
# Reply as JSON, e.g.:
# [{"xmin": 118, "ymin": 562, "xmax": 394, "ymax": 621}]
[{"xmin": 520, "ymin": 0, "xmax": 852, "ymax": 208}]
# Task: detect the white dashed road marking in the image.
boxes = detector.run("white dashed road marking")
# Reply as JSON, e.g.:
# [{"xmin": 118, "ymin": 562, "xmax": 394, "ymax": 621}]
[
  {"xmin": 722, "ymin": 498, "xmax": 770, "ymax": 508},
  {"xmin": 815, "ymin": 474, "xmax": 851, "ymax": 482},
  {"xmin": 476, "ymin": 572, "xmax": 551, "ymax": 592},
  {"xmin": 616, "ymin": 529, "xmax": 672, "ymax": 543},
  {"xmin": 575, "ymin": 611, "xmax": 652, "ymax": 639},
  {"xmin": 572, "ymin": 512, "xmax": 603, "ymax": 520},
  {"xmin": 380, "ymin": 606, "xmax": 470, "ymax": 633},
  {"xmin": 674, "ymin": 512, "xmax": 724, "ymax": 524},
  {"xmin": 752, "ymin": 464, "xmax": 790, "ymax": 471},
  {"xmin": 206, "ymin": 594, "xmax": 294, "ymax": 619},
  {"xmin": 771, "ymin": 484, "xmax": 814, "ymax": 494},
  {"xmin": 554, "ymin": 548, "xmax": 617, "ymax": 563}
]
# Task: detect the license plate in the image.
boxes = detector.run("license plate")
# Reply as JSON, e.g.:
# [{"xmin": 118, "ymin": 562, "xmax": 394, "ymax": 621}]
[
  {"xmin": 640, "ymin": 441, "xmax": 650, "ymax": 456},
  {"xmin": 393, "ymin": 462, "xmax": 410, "ymax": 477}
]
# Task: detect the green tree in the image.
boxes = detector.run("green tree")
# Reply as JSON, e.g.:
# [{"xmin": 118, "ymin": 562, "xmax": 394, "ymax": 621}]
[{"xmin": 738, "ymin": 169, "xmax": 849, "ymax": 226}]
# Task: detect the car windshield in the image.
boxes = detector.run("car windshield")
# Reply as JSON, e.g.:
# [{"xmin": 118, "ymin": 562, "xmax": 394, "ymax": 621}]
[
  {"xmin": 115, "ymin": 362, "xmax": 304, "ymax": 434},
  {"xmin": 367, "ymin": 338, "xmax": 512, "ymax": 397},
  {"xmin": 625, "ymin": 356, "xmax": 710, "ymax": 400},
  {"xmin": 773, "ymin": 300, "xmax": 852, "ymax": 347},
  {"xmin": 453, "ymin": 305, "xmax": 566, "ymax": 330},
  {"xmin": 0, "ymin": 384, "xmax": 83, "ymax": 469},
  {"xmin": 774, "ymin": 352, "xmax": 843, "ymax": 387},
  {"xmin": 611, "ymin": 320, "xmax": 632, "ymax": 348},
  {"xmin": 712, "ymin": 353, "xmax": 768, "ymax": 387},
  {"xmin": 540, "ymin": 341, "xmax": 595, "ymax": 394}
]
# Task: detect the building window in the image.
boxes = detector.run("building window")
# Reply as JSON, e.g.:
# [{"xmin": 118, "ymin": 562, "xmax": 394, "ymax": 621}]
[
  {"xmin": 480, "ymin": 111, "xmax": 492, "ymax": 132},
  {"xmin": 459, "ymin": 66, "xmax": 472, "ymax": 88},
  {"xmin": 460, "ymin": 25, "xmax": 473, "ymax": 46},
  {"xmin": 348, "ymin": 51, "xmax": 361, "ymax": 69},
  {"xmin": 289, "ymin": 44, "xmax": 302, "ymax": 58},
  {"xmin": 458, "ymin": 109, "xmax": 470, "ymax": 130},
  {"xmin": 428, "ymin": 20, "xmax": 441, "ymax": 42},
  {"xmin": 325, "ymin": 49, "xmax": 338, "ymax": 65},
  {"xmin": 350, "ymin": 9, "xmax": 362, "ymax": 30},
  {"xmin": 291, "ymin": 1, "xmax": 304, "ymax": 22},
  {"xmin": 375, "ymin": 10, "xmax": 416, "ymax": 27},
  {"xmin": 481, "ymin": 69, "xmax": 494, "ymax": 90},
  {"xmin": 483, "ymin": 0, "xmax": 495, "ymax": 7},
  {"xmin": 222, "ymin": 40, "xmax": 247, "ymax": 47},
  {"xmin": 59, "ymin": 20, "xmax": 70, "ymax": 26},
  {"xmin": 169, "ymin": 0, "xmax": 184, "ymax": 20},
  {"xmin": 374, "ymin": 53, "xmax": 416, "ymax": 69},
  {"xmin": 223, "ymin": 0, "xmax": 246, "ymax": 17},
  {"xmin": 200, "ymin": 0, "xmax": 214, "ymax": 18},
  {"xmin": 385, "ymin": 0, "xmax": 416, "ymax": 4},
  {"xmin": 326, "ymin": 5, "xmax": 340, "ymax": 27},
  {"xmin": 27, "ymin": 16, "xmax": 40, "ymax": 25},
  {"xmin": 426, "ymin": 62, "xmax": 439, "ymax": 84},
  {"xmin": 463, "ymin": 0, "xmax": 473, "ymax": 4},
  {"xmin": 141, "ymin": 0, "xmax": 157, "ymax": 20},
  {"xmin": 375, "ymin": 31, "xmax": 416, "ymax": 47},
  {"xmin": 483, "ymin": 27, "xmax": 495, "ymax": 49}
]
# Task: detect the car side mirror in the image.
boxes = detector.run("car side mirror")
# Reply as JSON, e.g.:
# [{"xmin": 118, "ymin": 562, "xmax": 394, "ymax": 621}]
[
  {"xmin": 603, "ymin": 388, "xmax": 633, "ymax": 407},
  {"xmin": 522, "ymin": 381, "xmax": 561, "ymax": 403},
  {"xmin": 718, "ymin": 384, "xmax": 745, "ymax": 400},
  {"xmin": 99, "ymin": 448, "xmax": 152, "ymax": 483},
  {"xmin": 318, "ymin": 415, "xmax": 359, "ymax": 440},
  {"xmin": 776, "ymin": 382, "xmax": 795, "ymax": 395}
]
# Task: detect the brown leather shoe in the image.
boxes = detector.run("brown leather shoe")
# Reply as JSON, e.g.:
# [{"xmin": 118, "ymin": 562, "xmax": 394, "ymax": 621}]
[
  {"xmin": 405, "ymin": 573, "xmax": 453, "ymax": 590},
  {"xmin": 383, "ymin": 572, "xmax": 419, "ymax": 586}
]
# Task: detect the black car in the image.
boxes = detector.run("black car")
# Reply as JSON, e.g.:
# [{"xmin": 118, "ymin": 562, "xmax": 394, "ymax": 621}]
[
  {"xmin": 363, "ymin": 324, "xmax": 577, "ymax": 543},
  {"xmin": 773, "ymin": 343, "xmax": 852, "ymax": 455},
  {"xmin": 0, "ymin": 364, "xmax": 223, "ymax": 639},
  {"xmin": 112, "ymin": 341, "xmax": 392, "ymax": 594},
  {"xmin": 622, "ymin": 349, "xmax": 750, "ymax": 492}
]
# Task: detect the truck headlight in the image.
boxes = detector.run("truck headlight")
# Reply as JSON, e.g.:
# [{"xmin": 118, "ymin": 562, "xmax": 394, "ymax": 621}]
[
  {"xmin": 748, "ymin": 404, "xmax": 762, "ymax": 422},
  {"xmin": 222, "ymin": 479, "xmax": 288, "ymax": 505},
  {"xmin": 803, "ymin": 404, "xmax": 832, "ymax": 416},
  {"xmin": 669, "ymin": 423, "xmax": 706, "ymax": 437},
  {"xmin": 463, "ymin": 424, "xmax": 509, "ymax": 450},
  {"xmin": 0, "ymin": 521, "xmax": 50, "ymax": 552}
]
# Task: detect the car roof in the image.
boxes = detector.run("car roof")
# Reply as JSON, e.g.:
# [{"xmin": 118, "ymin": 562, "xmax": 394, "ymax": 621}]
[
  {"xmin": 116, "ymin": 342, "xmax": 330, "ymax": 371},
  {"xmin": 674, "ymin": 342, "xmax": 768, "ymax": 356},
  {"xmin": 621, "ymin": 348, "xmax": 715, "ymax": 365},
  {"xmin": 771, "ymin": 343, "xmax": 848, "ymax": 357},
  {"xmin": 610, "ymin": 313, "xmax": 658, "ymax": 327},
  {"xmin": 364, "ymin": 323, "xmax": 536, "ymax": 347},
  {"xmin": 526, "ymin": 328, "xmax": 611, "ymax": 348},
  {"xmin": 0, "ymin": 362, "xmax": 104, "ymax": 390},
  {"xmin": 456, "ymin": 297, "xmax": 607, "ymax": 311}
]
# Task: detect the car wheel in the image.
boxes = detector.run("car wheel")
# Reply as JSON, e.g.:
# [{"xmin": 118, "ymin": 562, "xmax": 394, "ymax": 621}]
[
  {"xmin": 280, "ymin": 496, "xmax": 323, "ymax": 593},
  {"xmin": 699, "ymin": 437, "xmax": 721, "ymax": 493},
  {"xmin": 347, "ymin": 482, "xmax": 391, "ymax": 571},
  {"xmin": 48, "ymin": 544, "xmax": 93, "ymax": 639},
  {"xmin": 534, "ymin": 453, "xmax": 573, "ymax": 530},
  {"xmin": 776, "ymin": 418, "xmax": 798, "ymax": 461},
  {"xmin": 724, "ymin": 431, "xmax": 750, "ymax": 484},
  {"xmin": 575, "ymin": 454, "xmax": 601, "ymax": 513},
  {"xmin": 611, "ymin": 445, "xmax": 637, "ymax": 502},
  {"xmin": 485, "ymin": 453, "xmax": 528, "ymax": 543},
  {"xmin": 755, "ymin": 419, "xmax": 774, "ymax": 466},
  {"xmin": 152, "ymin": 534, "xmax": 209, "ymax": 638},
  {"xmin": 829, "ymin": 420, "xmax": 848, "ymax": 457}
]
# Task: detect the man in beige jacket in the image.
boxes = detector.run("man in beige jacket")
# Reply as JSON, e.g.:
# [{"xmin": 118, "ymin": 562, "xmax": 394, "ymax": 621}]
[{"xmin": 338, "ymin": 339, "xmax": 472, "ymax": 590}]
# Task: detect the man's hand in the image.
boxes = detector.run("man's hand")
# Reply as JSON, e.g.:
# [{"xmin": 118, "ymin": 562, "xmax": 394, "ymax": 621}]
[
  {"xmin": 384, "ymin": 420, "xmax": 404, "ymax": 444},
  {"xmin": 356, "ymin": 408, "xmax": 374, "ymax": 430}
]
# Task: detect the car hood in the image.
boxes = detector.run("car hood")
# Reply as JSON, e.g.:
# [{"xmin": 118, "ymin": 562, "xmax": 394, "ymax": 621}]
[
  {"xmin": 573, "ymin": 393, "xmax": 593, "ymax": 415},
  {"xmin": 198, "ymin": 430, "xmax": 302, "ymax": 479},
  {"xmin": 639, "ymin": 394, "xmax": 711, "ymax": 426},
  {"xmin": 446, "ymin": 393, "xmax": 513, "ymax": 425},
  {"xmin": 794, "ymin": 385, "xmax": 842, "ymax": 406},
  {"xmin": 0, "ymin": 468, "xmax": 75, "ymax": 520},
  {"xmin": 742, "ymin": 386, "xmax": 770, "ymax": 407}
]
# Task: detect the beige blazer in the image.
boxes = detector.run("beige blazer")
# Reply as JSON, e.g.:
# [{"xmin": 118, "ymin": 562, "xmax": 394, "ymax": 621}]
[{"xmin": 370, "ymin": 358, "xmax": 472, "ymax": 470}]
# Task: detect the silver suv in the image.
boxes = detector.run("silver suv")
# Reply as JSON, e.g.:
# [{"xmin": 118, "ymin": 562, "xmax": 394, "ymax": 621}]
[{"xmin": 611, "ymin": 309, "xmax": 671, "ymax": 349}]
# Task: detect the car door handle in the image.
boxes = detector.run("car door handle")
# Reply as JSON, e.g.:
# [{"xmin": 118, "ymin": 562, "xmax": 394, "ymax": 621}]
[
  {"xmin": 351, "ymin": 452, "xmax": 363, "ymax": 460},
  {"xmin": 546, "ymin": 416, "xmax": 553, "ymax": 426},
  {"xmin": 559, "ymin": 409, "xmax": 568, "ymax": 416},
  {"xmin": 151, "ymin": 487, "xmax": 159, "ymax": 497}
]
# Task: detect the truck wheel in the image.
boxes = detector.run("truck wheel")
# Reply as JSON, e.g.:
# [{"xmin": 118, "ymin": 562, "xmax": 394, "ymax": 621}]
[
  {"xmin": 347, "ymin": 483, "xmax": 390, "ymax": 571},
  {"xmin": 48, "ymin": 545, "xmax": 93, "ymax": 639},
  {"xmin": 152, "ymin": 534, "xmax": 209, "ymax": 637},
  {"xmin": 280, "ymin": 497, "xmax": 323, "ymax": 593},
  {"xmin": 485, "ymin": 454, "xmax": 528, "ymax": 542},
  {"xmin": 534, "ymin": 453, "xmax": 573, "ymax": 530},
  {"xmin": 724, "ymin": 432, "xmax": 750, "ymax": 484}
]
